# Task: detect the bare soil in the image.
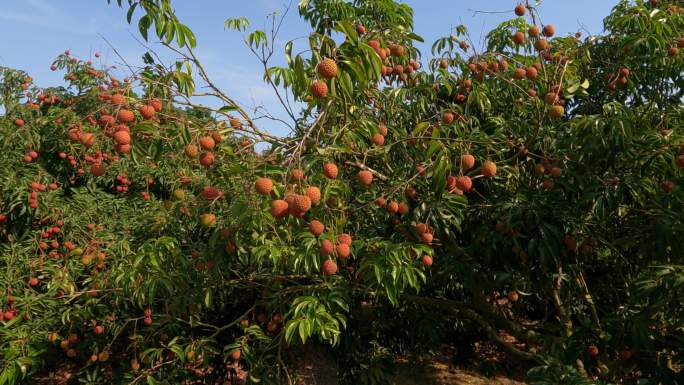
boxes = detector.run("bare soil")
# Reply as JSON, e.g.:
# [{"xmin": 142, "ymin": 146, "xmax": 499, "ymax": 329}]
[{"xmin": 295, "ymin": 345, "xmax": 526, "ymax": 385}]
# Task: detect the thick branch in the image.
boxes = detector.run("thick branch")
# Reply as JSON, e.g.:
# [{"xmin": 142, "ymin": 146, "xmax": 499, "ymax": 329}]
[{"xmin": 404, "ymin": 295, "xmax": 536, "ymax": 362}]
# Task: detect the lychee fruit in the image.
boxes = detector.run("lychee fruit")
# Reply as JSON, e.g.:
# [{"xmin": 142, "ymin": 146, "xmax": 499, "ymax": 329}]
[
  {"xmin": 199, "ymin": 136, "xmax": 215, "ymax": 150},
  {"xmin": 378, "ymin": 122, "xmax": 388, "ymax": 136},
  {"xmin": 481, "ymin": 160, "xmax": 497, "ymax": 177},
  {"xmin": 255, "ymin": 177, "xmax": 273, "ymax": 195},
  {"xmin": 304, "ymin": 186, "xmax": 321, "ymax": 205},
  {"xmin": 199, "ymin": 152, "xmax": 215, "ymax": 167},
  {"xmin": 185, "ymin": 144, "xmax": 199, "ymax": 158},
  {"xmin": 336, "ymin": 243, "xmax": 350, "ymax": 259},
  {"xmin": 455, "ymin": 176, "xmax": 472, "ymax": 192},
  {"xmin": 513, "ymin": 68, "xmax": 526, "ymax": 79},
  {"xmin": 587, "ymin": 345, "xmax": 599, "ymax": 357},
  {"xmin": 139, "ymin": 105, "xmax": 155, "ymax": 120},
  {"xmin": 397, "ymin": 202, "xmax": 409, "ymax": 215},
  {"xmin": 461, "ymin": 154, "xmax": 475, "ymax": 170},
  {"xmin": 542, "ymin": 24, "xmax": 555, "ymax": 37},
  {"xmin": 507, "ymin": 291, "xmax": 519, "ymax": 302},
  {"xmin": 422, "ymin": 255, "xmax": 433, "ymax": 267},
  {"xmin": 291, "ymin": 169, "xmax": 304, "ymax": 182},
  {"xmin": 512, "ymin": 32, "xmax": 525, "ymax": 45},
  {"xmin": 514, "ymin": 4, "xmax": 526, "ymax": 16},
  {"xmin": 290, "ymin": 194, "xmax": 312, "ymax": 216},
  {"xmin": 337, "ymin": 233, "xmax": 352, "ymax": 246},
  {"xmin": 372, "ymin": 133, "xmax": 385, "ymax": 146},
  {"xmin": 311, "ymin": 80, "xmax": 329, "ymax": 98},
  {"xmin": 528, "ymin": 26, "xmax": 540, "ymax": 38},
  {"xmin": 202, "ymin": 186, "xmax": 223, "ymax": 200},
  {"xmin": 150, "ymin": 98, "xmax": 162, "ymax": 112},
  {"xmin": 117, "ymin": 109, "xmax": 135, "ymax": 123},
  {"xmin": 534, "ymin": 39, "xmax": 549, "ymax": 51},
  {"xmin": 549, "ymin": 105, "xmax": 564, "ymax": 119},
  {"xmin": 317, "ymin": 58, "xmax": 338, "ymax": 79},
  {"xmin": 357, "ymin": 170, "xmax": 373, "ymax": 186},
  {"xmin": 322, "ymin": 259, "xmax": 338, "ymax": 275},
  {"xmin": 271, "ymin": 200, "xmax": 289, "ymax": 219},
  {"xmin": 309, "ymin": 220, "xmax": 325, "ymax": 236},
  {"xmin": 113, "ymin": 130, "xmax": 131, "ymax": 145},
  {"xmin": 199, "ymin": 213, "xmax": 216, "ymax": 228},
  {"xmin": 323, "ymin": 163, "xmax": 338, "ymax": 179},
  {"xmin": 320, "ymin": 240, "xmax": 334, "ymax": 256}
]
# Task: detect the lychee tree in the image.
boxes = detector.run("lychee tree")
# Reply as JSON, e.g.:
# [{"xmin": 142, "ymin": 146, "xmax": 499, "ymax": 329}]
[{"xmin": 1, "ymin": 0, "xmax": 683, "ymax": 384}]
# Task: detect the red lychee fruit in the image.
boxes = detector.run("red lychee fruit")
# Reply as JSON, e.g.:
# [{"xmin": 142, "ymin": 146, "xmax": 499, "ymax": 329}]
[
  {"xmin": 317, "ymin": 58, "xmax": 338, "ymax": 78},
  {"xmin": 139, "ymin": 104, "xmax": 155, "ymax": 120},
  {"xmin": 271, "ymin": 199, "xmax": 289, "ymax": 219},
  {"xmin": 357, "ymin": 170, "xmax": 373, "ymax": 186},
  {"xmin": 309, "ymin": 220, "xmax": 325, "ymax": 236},
  {"xmin": 199, "ymin": 136, "xmax": 215, "ymax": 150},
  {"xmin": 323, "ymin": 163, "xmax": 338, "ymax": 179},
  {"xmin": 255, "ymin": 177, "xmax": 273, "ymax": 195},
  {"xmin": 336, "ymin": 243, "xmax": 350, "ymax": 259},
  {"xmin": 117, "ymin": 109, "xmax": 135, "ymax": 124},
  {"xmin": 337, "ymin": 233, "xmax": 352, "ymax": 246},
  {"xmin": 461, "ymin": 154, "xmax": 475, "ymax": 171},
  {"xmin": 514, "ymin": 4, "xmax": 526, "ymax": 16},
  {"xmin": 322, "ymin": 259, "xmax": 338, "ymax": 275},
  {"xmin": 304, "ymin": 186, "xmax": 321, "ymax": 205},
  {"xmin": 320, "ymin": 240, "xmax": 334, "ymax": 256},
  {"xmin": 311, "ymin": 80, "xmax": 329, "ymax": 98},
  {"xmin": 481, "ymin": 160, "xmax": 497, "ymax": 177}
]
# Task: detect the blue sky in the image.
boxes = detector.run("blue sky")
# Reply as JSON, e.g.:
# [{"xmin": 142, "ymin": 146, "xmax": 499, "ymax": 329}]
[{"xmin": 0, "ymin": 0, "xmax": 616, "ymax": 136}]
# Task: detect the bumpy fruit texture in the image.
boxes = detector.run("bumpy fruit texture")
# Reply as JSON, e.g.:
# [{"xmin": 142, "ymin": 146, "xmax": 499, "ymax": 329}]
[
  {"xmin": 117, "ymin": 109, "xmax": 135, "ymax": 123},
  {"xmin": 320, "ymin": 239, "xmax": 334, "ymax": 256},
  {"xmin": 357, "ymin": 170, "xmax": 373, "ymax": 186},
  {"xmin": 199, "ymin": 136, "xmax": 215, "ymax": 150},
  {"xmin": 322, "ymin": 259, "xmax": 338, "ymax": 275},
  {"xmin": 310, "ymin": 80, "xmax": 329, "ymax": 98},
  {"xmin": 255, "ymin": 177, "xmax": 273, "ymax": 195},
  {"xmin": 337, "ymin": 233, "xmax": 352, "ymax": 246},
  {"xmin": 323, "ymin": 163, "xmax": 338, "ymax": 179},
  {"xmin": 139, "ymin": 104, "xmax": 155, "ymax": 120},
  {"xmin": 271, "ymin": 200, "xmax": 289, "ymax": 219},
  {"xmin": 481, "ymin": 161, "xmax": 497, "ymax": 177},
  {"xmin": 317, "ymin": 58, "xmax": 338, "ymax": 79},
  {"xmin": 304, "ymin": 186, "xmax": 321, "ymax": 205},
  {"xmin": 309, "ymin": 220, "xmax": 325, "ymax": 236},
  {"xmin": 336, "ymin": 243, "xmax": 350, "ymax": 259},
  {"xmin": 291, "ymin": 169, "xmax": 304, "ymax": 182},
  {"xmin": 185, "ymin": 144, "xmax": 199, "ymax": 158}
]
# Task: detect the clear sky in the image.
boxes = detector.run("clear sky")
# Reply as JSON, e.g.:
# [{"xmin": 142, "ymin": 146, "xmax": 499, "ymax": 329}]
[{"xmin": 0, "ymin": 0, "xmax": 616, "ymax": 136}]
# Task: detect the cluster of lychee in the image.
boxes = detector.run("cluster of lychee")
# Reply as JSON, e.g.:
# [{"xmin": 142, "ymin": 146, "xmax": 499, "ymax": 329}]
[
  {"xmin": 310, "ymin": 58, "xmax": 338, "ymax": 99},
  {"xmin": 254, "ymin": 163, "xmax": 363, "ymax": 276},
  {"xmin": 185, "ymin": 130, "xmax": 224, "ymax": 168},
  {"xmin": 367, "ymin": 39, "xmax": 420, "ymax": 84}
]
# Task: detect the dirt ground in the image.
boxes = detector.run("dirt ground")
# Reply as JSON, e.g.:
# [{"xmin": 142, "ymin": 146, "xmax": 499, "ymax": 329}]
[
  {"xmin": 296, "ymin": 346, "xmax": 526, "ymax": 385},
  {"xmin": 394, "ymin": 356, "xmax": 526, "ymax": 385}
]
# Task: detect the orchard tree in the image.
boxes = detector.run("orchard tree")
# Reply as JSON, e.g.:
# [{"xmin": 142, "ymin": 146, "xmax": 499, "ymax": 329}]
[{"xmin": 0, "ymin": 0, "xmax": 683, "ymax": 384}]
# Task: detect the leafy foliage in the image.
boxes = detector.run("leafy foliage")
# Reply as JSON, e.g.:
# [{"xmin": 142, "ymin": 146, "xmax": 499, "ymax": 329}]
[{"xmin": 0, "ymin": 0, "xmax": 683, "ymax": 384}]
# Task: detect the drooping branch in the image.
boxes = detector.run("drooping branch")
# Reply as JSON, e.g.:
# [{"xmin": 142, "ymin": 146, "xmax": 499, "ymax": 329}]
[{"xmin": 403, "ymin": 295, "xmax": 536, "ymax": 362}]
